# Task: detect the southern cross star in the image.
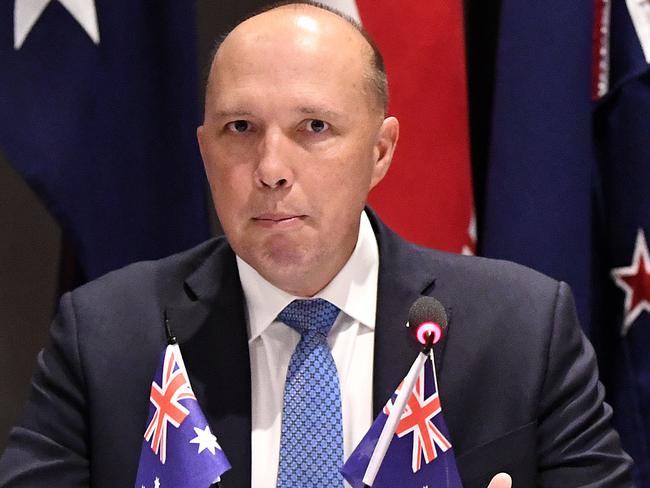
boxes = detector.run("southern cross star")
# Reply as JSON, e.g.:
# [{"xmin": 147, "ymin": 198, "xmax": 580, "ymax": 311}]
[
  {"xmin": 14, "ymin": 0, "xmax": 100, "ymax": 49},
  {"xmin": 611, "ymin": 228, "xmax": 650, "ymax": 335},
  {"xmin": 189, "ymin": 425, "xmax": 221, "ymax": 455}
]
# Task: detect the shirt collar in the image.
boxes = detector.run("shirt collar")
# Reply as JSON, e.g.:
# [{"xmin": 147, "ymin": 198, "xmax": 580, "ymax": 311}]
[{"xmin": 237, "ymin": 211, "xmax": 379, "ymax": 342}]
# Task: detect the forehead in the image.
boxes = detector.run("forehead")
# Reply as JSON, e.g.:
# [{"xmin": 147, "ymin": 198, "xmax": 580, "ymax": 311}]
[{"xmin": 207, "ymin": 8, "xmax": 373, "ymax": 112}]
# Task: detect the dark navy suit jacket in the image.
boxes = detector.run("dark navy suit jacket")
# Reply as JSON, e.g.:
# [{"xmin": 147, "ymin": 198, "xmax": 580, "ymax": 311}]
[{"xmin": 0, "ymin": 211, "xmax": 633, "ymax": 487}]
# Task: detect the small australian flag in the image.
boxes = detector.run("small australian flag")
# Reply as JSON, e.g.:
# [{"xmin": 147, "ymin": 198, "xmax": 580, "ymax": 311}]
[
  {"xmin": 134, "ymin": 344, "xmax": 230, "ymax": 487},
  {"xmin": 342, "ymin": 354, "xmax": 463, "ymax": 487}
]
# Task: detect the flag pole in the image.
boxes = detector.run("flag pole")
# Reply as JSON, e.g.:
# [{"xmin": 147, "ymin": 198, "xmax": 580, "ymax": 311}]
[{"xmin": 163, "ymin": 309, "xmax": 176, "ymax": 345}]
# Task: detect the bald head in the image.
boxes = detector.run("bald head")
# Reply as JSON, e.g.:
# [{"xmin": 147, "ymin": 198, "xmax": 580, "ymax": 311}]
[
  {"xmin": 206, "ymin": 2, "xmax": 388, "ymax": 114},
  {"xmin": 197, "ymin": 1, "xmax": 399, "ymax": 296}
]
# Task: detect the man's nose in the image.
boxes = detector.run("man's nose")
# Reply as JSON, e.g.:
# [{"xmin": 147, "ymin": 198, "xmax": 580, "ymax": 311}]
[{"xmin": 254, "ymin": 129, "xmax": 294, "ymax": 190}]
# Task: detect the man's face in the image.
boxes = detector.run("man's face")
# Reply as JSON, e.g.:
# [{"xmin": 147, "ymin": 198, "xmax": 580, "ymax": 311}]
[{"xmin": 198, "ymin": 8, "xmax": 398, "ymax": 296}]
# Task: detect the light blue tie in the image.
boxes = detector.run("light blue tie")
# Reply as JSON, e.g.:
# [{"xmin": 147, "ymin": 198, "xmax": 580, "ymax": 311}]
[{"xmin": 276, "ymin": 299, "xmax": 344, "ymax": 487}]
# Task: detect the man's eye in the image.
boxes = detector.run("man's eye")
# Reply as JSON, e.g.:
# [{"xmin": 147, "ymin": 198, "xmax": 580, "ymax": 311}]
[
  {"xmin": 227, "ymin": 120, "xmax": 250, "ymax": 133},
  {"xmin": 306, "ymin": 119, "xmax": 329, "ymax": 133}
]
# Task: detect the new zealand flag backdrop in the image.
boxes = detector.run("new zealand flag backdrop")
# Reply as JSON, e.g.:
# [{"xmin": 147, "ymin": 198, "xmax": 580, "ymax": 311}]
[
  {"xmin": 481, "ymin": 0, "xmax": 650, "ymax": 484},
  {"xmin": 0, "ymin": 1, "xmax": 210, "ymax": 280}
]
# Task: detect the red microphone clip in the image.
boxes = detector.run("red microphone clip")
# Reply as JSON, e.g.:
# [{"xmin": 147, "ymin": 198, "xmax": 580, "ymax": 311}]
[{"xmin": 414, "ymin": 321, "xmax": 443, "ymax": 346}]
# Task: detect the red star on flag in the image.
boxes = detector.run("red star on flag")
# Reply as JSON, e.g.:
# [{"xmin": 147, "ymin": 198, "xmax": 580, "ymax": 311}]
[{"xmin": 611, "ymin": 228, "xmax": 650, "ymax": 336}]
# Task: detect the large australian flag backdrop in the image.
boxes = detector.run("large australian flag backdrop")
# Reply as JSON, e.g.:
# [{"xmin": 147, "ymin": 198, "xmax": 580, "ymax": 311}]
[{"xmin": 0, "ymin": 1, "xmax": 210, "ymax": 280}]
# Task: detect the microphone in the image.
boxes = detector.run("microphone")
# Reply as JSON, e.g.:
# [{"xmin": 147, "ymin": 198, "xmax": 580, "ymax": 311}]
[{"xmin": 407, "ymin": 296, "xmax": 448, "ymax": 350}]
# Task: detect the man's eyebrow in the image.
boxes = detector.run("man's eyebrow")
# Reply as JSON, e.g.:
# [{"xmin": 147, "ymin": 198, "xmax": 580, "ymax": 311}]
[
  {"xmin": 210, "ymin": 107, "xmax": 345, "ymax": 120},
  {"xmin": 296, "ymin": 106, "xmax": 343, "ymax": 119},
  {"xmin": 212, "ymin": 109, "xmax": 254, "ymax": 119}
]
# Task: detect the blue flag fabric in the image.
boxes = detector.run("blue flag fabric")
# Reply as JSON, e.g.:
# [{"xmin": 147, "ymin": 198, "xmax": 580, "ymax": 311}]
[
  {"xmin": 482, "ymin": 1, "xmax": 650, "ymax": 484},
  {"xmin": 594, "ymin": 0, "xmax": 650, "ymax": 483},
  {"xmin": 481, "ymin": 0, "xmax": 596, "ymax": 333},
  {"xmin": 135, "ymin": 344, "xmax": 231, "ymax": 487},
  {"xmin": 341, "ymin": 355, "xmax": 462, "ymax": 488},
  {"xmin": 0, "ymin": 1, "xmax": 210, "ymax": 280}
]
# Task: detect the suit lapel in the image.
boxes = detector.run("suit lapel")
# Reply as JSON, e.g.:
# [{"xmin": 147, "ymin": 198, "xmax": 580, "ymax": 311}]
[
  {"xmin": 368, "ymin": 209, "xmax": 452, "ymax": 415},
  {"xmin": 165, "ymin": 240, "xmax": 251, "ymax": 487}
]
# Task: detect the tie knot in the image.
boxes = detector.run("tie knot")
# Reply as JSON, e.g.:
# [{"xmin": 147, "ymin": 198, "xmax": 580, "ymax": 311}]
[{"xmin": 278, "ymin": 299, "xmax": 340, "ymax": 336}]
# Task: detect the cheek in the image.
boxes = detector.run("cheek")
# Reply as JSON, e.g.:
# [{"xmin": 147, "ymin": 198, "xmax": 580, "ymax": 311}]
[
  {"xmin": 315, "ymin": 166, "xmax": 372, "ymax": 223},
  {"xmin": 339, "ymin": 149, "xmax": 377, "ymax": 197},
  {"xmin": 203, "ymin": 135, "xmax": 256, "ymax": 180},
  {"xmin": 206, "ymin": 143, "xmax": 251, "ymax": 185},
  {"xmin": 206, "ymin": 161, "xmax": 252, "ymax": 218}
]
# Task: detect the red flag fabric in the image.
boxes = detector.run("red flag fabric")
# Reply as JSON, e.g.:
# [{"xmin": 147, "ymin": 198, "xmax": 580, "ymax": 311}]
[{"xmin": 354, "ymin": 1, "xmax": 474, "ymax": 253}]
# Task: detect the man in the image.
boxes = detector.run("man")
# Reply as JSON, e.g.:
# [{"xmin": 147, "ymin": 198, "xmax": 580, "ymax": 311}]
[{"xmin": 0, "ymin": 2, "xmax": 633, "ymax": 487}]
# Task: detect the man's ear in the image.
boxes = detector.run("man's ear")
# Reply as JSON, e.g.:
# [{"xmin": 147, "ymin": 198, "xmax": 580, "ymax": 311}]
[
  {"xmin": 196, "ymin": 125, "xmax": 205, "ymax": 161},
  {"xmin": 370, "ymin": 116, "xmax": 399, "ymax": 189},
  {"xmin": 196, "ymin": 125, "xmax": 212, "ymax": 177}
]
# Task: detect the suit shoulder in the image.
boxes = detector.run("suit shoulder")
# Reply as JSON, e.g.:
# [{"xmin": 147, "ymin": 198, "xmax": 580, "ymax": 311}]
[
  {"xmin": 413, "ymin": 244, "xmax": 562, "ymax": 303},
  {"xmin": 434, "ymin": 248, "xmax": 557, "ymax": 285},
  {"xmin": 65, "ymin": 237, "xmax": 227, "ymax": 310},
  {"xmin": 369, "ymin": 208, "xmax": 560, "ymax": 300}
]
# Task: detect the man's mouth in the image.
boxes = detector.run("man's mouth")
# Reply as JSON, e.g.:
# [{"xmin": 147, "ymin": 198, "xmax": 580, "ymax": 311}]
[{"xmin": 252, "ymin": 213, "xmax": 305, "ymax": 227}]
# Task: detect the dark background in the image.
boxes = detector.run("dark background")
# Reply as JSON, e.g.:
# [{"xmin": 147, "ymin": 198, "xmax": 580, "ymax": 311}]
[{"xmin": 0, "ymin": 0, "xmax": 499, "ymax": 450}]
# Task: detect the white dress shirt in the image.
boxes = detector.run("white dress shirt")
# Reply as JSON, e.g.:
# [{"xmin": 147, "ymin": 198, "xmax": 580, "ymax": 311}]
[{"xmin": 237, "ymin": 211, "xmax": 379, "ymax": 488}]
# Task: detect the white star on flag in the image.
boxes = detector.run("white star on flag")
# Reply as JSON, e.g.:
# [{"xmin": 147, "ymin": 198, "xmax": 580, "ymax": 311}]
[
  {"xmin": 189, "ymin": 425, "xmax": 221, "ymax": 455},
  {"xmin": 14, "ymin": 0, "xmax": 100, "ymax": 50},
  {"xmin": 611, "ymin": 228, "xmax": 650, "ymax": 335},
  {"xmin": 140, "ymin": 477, "xmax": 160, "ymax": 488}
]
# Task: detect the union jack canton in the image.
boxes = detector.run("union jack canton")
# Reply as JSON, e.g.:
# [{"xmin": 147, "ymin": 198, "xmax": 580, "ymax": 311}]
[{"xmin": 134, "ymin": 344, "xmax": 231, "ymax": 488}]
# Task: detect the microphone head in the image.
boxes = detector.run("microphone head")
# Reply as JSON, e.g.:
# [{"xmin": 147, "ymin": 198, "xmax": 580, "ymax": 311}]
[{"xmin": 408, "ymin": 296, "xmax": 448, "ymax": 346}]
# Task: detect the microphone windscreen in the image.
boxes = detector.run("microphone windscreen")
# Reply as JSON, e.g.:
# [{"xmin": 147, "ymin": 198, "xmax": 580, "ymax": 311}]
[{"xmin": 408, "ymin": 296, "xmax": 448, "ymax": 344}]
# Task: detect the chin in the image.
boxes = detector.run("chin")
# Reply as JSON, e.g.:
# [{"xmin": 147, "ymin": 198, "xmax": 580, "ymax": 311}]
[
  {"xmin": 258, "ymin": 248, "xmax": 323, "ymax": 293},
  {"xmin": 262, "ymin": 247, "xmax": 313, "ymax": 273}
]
